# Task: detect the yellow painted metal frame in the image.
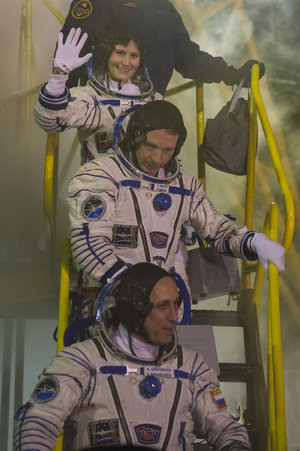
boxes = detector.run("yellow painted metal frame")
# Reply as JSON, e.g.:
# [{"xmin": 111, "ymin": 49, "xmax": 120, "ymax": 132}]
[
  {"xmin": 42, "ymin": 0, "xmax": 64, "ymax": 245},
  {"xmin": 268, "ymin": 203, "xmax": 287, "ymax": 451},
  {"xmin": 42, "ymin": 0, "xmax": 65, "ymax": 25},
  {"xmin": 57, "ymin": 239, "xmax": 71, "ymax": 352},
  {"xmin": 44, "ymin": 133, "xmax": 59, "ymax": 242},
  {"xmin": 246, "ymin": 65, "xmax": 293, "ymax": 450},
  {"xmin": 250, "ymin": 64, "xmax": 295, "ymax": 252},
  {"xmin": 52, "ymin": 239, "xmax": 71, "ymax": 451}
]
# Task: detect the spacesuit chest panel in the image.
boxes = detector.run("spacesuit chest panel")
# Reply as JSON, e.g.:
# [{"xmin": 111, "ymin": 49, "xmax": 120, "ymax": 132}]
[{"xmin": 112, "ymin": 179, "xmax": 189, "ymax": 257}]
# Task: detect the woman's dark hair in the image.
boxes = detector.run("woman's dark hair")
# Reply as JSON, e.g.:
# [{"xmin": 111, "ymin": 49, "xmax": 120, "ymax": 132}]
[{"xmin": 93, "ymin": 22, "xmax": 146, "ymax": 79}]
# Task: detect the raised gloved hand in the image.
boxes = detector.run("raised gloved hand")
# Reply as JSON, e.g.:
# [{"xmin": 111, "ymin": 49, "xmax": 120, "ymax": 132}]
[
  {"xmin": 53, "ymin": 27, "xmax": 92, "ymax": 74},
  {"xmin": 248, "ymin": 232, "xmax": 285, "ymax": 275}
]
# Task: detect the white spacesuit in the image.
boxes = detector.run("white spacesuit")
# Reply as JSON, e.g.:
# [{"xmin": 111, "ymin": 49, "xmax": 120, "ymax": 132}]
[
  {"xmin": 67, "ymin": 100, "xmax": 285, "ymax": 289},
  {"xmin": 14, "ymin": 318, "xmax": 251, "ymax": 450},
  {"xmin": 67, "ymin": 144, "xmax": 255, "ymax": 286},
  {"xmin": 34, "ymin": 74, "xmax": 162, "ymax": 164},
  {"xmin": 33, "ymin": 26, "xmax": 162, "ymax": 164}
]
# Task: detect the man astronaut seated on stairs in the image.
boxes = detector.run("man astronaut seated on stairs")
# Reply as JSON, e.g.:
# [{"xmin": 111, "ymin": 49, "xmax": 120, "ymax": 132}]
[
  {"xmin": 67, "ymin": 99, "xmax": 285, "ymax": 320},
  {"xmin": 14, "ymin": 262, "xmax": 252, "ymax": 450}
]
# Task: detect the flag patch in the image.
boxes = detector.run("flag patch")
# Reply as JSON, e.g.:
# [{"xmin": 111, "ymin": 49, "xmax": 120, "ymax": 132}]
[{"xmin": 210, "ymin": 387, "xmax": 227, "ymax": 409}]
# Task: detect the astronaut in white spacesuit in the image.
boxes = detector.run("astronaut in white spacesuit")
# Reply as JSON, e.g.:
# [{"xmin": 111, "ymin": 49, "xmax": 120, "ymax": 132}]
[
  {"xmin": 67, "ymin": 99, "xmax": 285, "ymax": 293},
  {"xmin": 33, "ymin": 24, "xmax": 162, "ymax": 164},
  {"xmin": 14, "ymin": 262, "xmax": 252, "ymax": 450}
]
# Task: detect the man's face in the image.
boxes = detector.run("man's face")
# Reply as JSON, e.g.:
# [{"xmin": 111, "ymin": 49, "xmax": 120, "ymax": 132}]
[
  {"xmin": 142, "ymin": 277, "xmax": 180, "ymax": 345},
  {"xmin": 108, "ymin": 40, "xmax": 141, "ymax": 84},
  {"xmin": 135, "ymin": 129, "xmax": 178, "ymax": 176}
]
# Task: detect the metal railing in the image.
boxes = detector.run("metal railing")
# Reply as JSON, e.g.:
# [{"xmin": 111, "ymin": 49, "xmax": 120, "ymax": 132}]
[
  {"xmin": 268, "ymin": 203, "xmax": 287, "ymax": 451},
  {"xmin": 245, "ymin": 65, "xmax": 294, "ymax": 450}
]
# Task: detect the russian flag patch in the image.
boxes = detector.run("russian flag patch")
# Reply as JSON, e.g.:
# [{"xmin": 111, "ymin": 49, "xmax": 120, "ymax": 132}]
[{"xmin": 210, "ymin": 387, "xmax": 227, "ymax": 409}]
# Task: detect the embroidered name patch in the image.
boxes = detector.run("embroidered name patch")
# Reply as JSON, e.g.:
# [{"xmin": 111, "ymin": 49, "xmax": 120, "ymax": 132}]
[
  {"xmin": 82, "ymin": 196, "xmax": 105, "ymax": 221},
  {"xmin": 134, "ymin": 424, "xmax": 161, "ymax": 445},
  {"xmin": 71, "ymin": 0, "xmax": 93, "ymax": 19},
  {"xmin": 210, "ymin": 387, "xmax": 227, "ymax": 409},
  {"xmin": 89, "ymin": 419, "xmax": 120, "ymax": 447},
  {"xmin": 150, "ymin": 231, "xmax": 168, "ymax": 249},
  {"xmin": 33, "ymin": 376, "xmax": 59, "ymax": 403},
  {"xmin": 112, "ymin": 225, "xmax": 138, "ymax": 247}
]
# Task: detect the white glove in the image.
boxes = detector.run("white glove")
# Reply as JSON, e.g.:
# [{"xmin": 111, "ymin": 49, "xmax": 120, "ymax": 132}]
[
  {"xmin": 53, "ymin": 27, "xmax": 92, "ymax": 73},
  {"xmin": 249, "ymin": 232, "xmax": 285, "ymax": 274}
]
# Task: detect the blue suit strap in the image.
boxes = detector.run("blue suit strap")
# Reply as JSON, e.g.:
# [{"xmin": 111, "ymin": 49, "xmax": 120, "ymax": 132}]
[
  {"xmin": 121, "ymin": 180, "xmax": 141, "ymax": 188},
  {"xmin": 100, "ymin": 99, "xmax": 122, "ymax": 106},
  {"xmin": 169, "ymin": 186, "xmax": 191, "ymax": 196}
]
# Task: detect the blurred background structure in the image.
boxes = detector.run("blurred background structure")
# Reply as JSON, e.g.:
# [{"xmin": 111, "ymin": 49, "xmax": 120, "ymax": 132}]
[{"xmin": 0, "ymin": 0, "xmax": 299, "ymax": 449}]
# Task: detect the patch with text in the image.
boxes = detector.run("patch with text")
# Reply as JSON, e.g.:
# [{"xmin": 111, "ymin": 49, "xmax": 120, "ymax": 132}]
[
  {"xmin": 134, "ymin": 423, "xmax": 161, "ymax": 445},
  {"xmin": 112, "ymin": 225, "xmax": 138, "ymax": 247},
  {"xmin": 33, "ymin": 376, "xmax": 59, "ymax": 403},
  {"xmin": 150, "ymin": 231, "xmax": 168, "ymax": 249},
  {"xmin": 71, "ymin": 0, "xmax": 93, "ymax": 19},
  {"xmin": 89, "ymin": 419, "xmax": 120, "ymax": 447},
  {"xmin": 82, "ymin": 196, "xmax": 105, "ymax": 221}
]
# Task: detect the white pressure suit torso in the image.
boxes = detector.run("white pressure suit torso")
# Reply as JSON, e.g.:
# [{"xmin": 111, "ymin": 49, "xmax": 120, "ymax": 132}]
[
  {"xmin": 34, "ymin": 75, "xmax": 162, "ymax": 164},
  {"xmin": 14, "ymin": 322, "xmax": 251, "ymax": 450},
  {"xmin": 67, "ymin": 149, "xmax": 256, "ymax": 286}
]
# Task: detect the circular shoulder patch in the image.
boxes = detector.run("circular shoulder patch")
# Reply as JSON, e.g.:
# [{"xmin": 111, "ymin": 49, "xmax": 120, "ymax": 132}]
[
  {"xmin": 71, "ymin": 0, "xmax": 93, "ymax": 19},
  {"xmin": 82, "ymin": 196, "xmax": 106, "ymax": 221},
  {"xmin": 33, "ymin": 376, "xmax": 59, "ymax": 403}
]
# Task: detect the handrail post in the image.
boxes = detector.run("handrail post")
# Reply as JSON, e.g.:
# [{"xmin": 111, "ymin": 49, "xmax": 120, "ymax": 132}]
[
  {"xmin": 57, "ymin": 239, "xmax": 71, "ymax": 352},
  {"xmin": 196, "ymin": 82, "xmax": 206, "ymax": 188},
  {"xmin": 44, "ymin": 133, "xmax": 59, "ymax": 243},
  {"xmin": 251, "ymin": 64, "xmax": 295, "ymax": 253},
  {"xmin": 242, "ymin": 73, "xmax": 258, "ymax": 290},
  {"xmin": 268, "ymin": 203, "xmax": 287, "ymax": 451}
]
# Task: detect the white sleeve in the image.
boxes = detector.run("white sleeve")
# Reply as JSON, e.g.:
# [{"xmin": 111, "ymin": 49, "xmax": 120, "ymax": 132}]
[
  {"xmin": 67, "ymin": 158, "xmax": 128, "ymax": 283},
  {"xmin": 188, "ymin": 177, "xmax": 252, "ymax": 259}
]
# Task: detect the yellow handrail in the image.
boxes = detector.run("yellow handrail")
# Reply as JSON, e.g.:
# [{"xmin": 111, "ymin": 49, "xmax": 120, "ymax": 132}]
[
  {"xmin": 42, "ymin": 0, "xmax": 65, "ymax": 25},
  {"xmin": 57, "ymin": 238, "xmax": 71, "ymax": 352},
  {"xmin": 242, "ymin": 77, "xmax": 258, "ymax": 290},
  {"xmin": 52, "ymin": 238, "xmax": 71, "ymax": 451},
  {"xmin": 165, "ymin": 80, "xmax": 196, "ymax": 97},
  {"xmin": 44, "ymin": 133, "xmax": 59, "ymax": 242},
  {"xmin": 252, "ymin": 216, "xmax": 269, "ymax": 313},
  {"xmin": 251, "ymin": 65, "xmax": 295, "ymax": 253},
  {"xmin": 42, "ymin": 0, "xmax": 64, "ymax": 247},
  {"xmin": 268, "ymin": 203, "xmax": 287, "ymax": 450}
]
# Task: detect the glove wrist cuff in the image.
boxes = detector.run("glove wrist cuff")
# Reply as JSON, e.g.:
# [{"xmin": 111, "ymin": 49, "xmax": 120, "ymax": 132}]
[
  {"xmin": 242, "ymin": 231, "xmax": 257, "ymax": 261},
  {"xmin": 53, "ymin": 58, "xmax": 71, "ymax": 74}
]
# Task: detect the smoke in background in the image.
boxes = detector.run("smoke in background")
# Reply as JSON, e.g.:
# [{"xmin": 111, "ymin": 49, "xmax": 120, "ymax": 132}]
[{"xmin": 0, "ymin": 0, "xmax": 299, "ymax": 448}]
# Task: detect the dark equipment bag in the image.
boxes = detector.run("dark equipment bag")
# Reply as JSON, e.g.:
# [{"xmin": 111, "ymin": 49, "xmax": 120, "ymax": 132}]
[{"xmin": 200, "ymin": 79, "xmax": 251, "ymax": 176}]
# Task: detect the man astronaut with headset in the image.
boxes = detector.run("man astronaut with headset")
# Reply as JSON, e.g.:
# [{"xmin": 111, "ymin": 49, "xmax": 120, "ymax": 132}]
[
  {"xmin": 66, "ymin": 99, "xmax": 284, "ymax": 292},
  {"xmin": 15, "ymin": 262, "xmax": 252, "ymax": 450}
]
